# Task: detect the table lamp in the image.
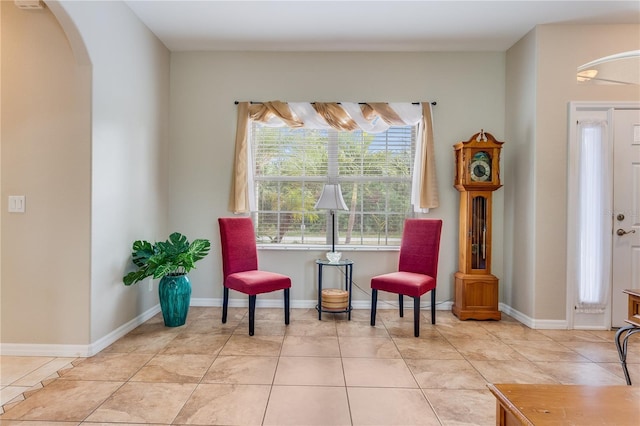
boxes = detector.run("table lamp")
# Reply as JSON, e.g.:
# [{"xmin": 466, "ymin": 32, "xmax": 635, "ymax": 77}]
[{"xmin": 315, "ymin": 183, "xmax": 348, "ymax": 262}]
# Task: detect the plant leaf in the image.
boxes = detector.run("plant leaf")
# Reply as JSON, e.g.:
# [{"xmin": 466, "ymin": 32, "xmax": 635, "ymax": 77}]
[
  {"xmin": 188, "ymin": 239, "xmax": 211, "ymax": 263},
  {"xmin": 167, "ymin": 232, "xmax": 189, "ymax": 253},
  {"xmin": 123, "ymin": 269, "xmax": 149, "ymax": 285},
  {"xmin": 153, "ymin": 263, "xmax": 176, "ymax": 279},
  {"xmin": 131, "ymin": 240, "xmax": 154, "ymax": 267}
]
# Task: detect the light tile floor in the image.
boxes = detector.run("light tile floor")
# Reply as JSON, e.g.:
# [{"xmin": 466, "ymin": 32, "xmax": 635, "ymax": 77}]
[{"xmin": 1, "ymin": 307, "xmax": 639, "ymax": 425}]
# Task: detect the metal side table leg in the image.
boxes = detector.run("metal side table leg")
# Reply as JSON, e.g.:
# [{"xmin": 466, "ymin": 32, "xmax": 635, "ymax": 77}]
[
  {"xmin": 317, "ymin": 264, "xmax": 323, "ymax": 320},
  {"xmin": 615, "ymin": 325, "xmax": 640, "ymax": 385}
]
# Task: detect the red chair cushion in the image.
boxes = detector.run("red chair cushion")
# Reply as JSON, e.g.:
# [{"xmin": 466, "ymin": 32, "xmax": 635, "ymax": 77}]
[
  {"xmin": 226, "ymin": 270, "xmax": 291, "ymax": 295},
  {"xmin": 371, "ymin": 271, "xmax": 436, "ymax": 298}
]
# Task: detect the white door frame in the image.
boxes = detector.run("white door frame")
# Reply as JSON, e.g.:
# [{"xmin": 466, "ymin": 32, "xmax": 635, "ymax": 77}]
[{"xmin": 567, "ymin": 101, "xmax": 640, "ymax": 330}]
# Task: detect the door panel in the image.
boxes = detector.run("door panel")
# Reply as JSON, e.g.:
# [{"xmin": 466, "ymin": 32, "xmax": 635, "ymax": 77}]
[{"xmin": 612, "ymin": 110, "xmax": 640, "ymax": 327}]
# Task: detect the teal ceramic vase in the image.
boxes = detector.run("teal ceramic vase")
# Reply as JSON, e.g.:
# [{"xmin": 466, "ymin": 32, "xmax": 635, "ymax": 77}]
[{"xmin": 158, "ymin": 274, "xmax": 191, "ymax": 327}]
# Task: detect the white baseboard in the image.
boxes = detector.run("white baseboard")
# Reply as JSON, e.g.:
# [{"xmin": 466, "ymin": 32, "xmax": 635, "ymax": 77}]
[
  {"xmin": 87, "ymin": 304, "xmax": 162, "ymax": 355},
  {"xmin": 499, "ymin": 303, "xmax": 568, "ymax": 329},
  {"xmin": 0, "ymin": 343, "xmax": 94, "ymax": 358},
  {"xmin": 0, "ymin": 305, "xmax": 161, "ymax": 358}
]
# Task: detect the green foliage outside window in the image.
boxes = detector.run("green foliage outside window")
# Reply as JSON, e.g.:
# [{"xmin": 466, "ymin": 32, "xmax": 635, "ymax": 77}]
[{"xmin": 252, "ymin": 123, "xmax": 416, "ymax": 246}]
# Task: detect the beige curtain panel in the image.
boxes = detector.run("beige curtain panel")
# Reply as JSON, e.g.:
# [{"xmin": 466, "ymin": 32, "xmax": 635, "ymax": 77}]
[{"xmin": 230, "ymin": 101, "xmax": 439, "ymax": 213}]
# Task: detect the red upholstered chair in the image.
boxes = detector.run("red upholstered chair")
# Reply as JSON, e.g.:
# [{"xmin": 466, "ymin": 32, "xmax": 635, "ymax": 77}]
[
  {"xmin": 218, "ymin": 217, "xmax": 291, "ymax": 336},
  {"xmin": 370, "ymin": 219, "xmax": 443, "ymax": 337}
]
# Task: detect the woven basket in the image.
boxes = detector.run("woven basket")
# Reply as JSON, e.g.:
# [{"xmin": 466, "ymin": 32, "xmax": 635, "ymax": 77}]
[{"xmin": 321, "ymin": 289, "xmax": 348, "ymax": 311}]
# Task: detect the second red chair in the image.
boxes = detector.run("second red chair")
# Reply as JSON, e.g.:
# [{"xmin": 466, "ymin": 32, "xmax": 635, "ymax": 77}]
[
  {"xmin": 370, "ymin": 219, "xmax": 443, "ymax": 337},
  {"xmin": 218, "ymin": 217, "xmax": 291, "ymax": 336}
]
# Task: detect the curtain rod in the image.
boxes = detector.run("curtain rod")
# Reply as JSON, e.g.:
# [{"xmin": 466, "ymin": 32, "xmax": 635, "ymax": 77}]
[{"xmin": 234, "ymin": 101, "xmax": 437, "ymax": 106}]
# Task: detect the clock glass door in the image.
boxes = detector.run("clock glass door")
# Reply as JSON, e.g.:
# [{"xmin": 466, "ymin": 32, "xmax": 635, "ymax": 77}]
[
  {"xmin": 470, "ymin": 151, "xmax": 491, "ymax": 182},
  {"xmin": 471, "ymin": 195, "xmax": 487, "ymax": 270}
]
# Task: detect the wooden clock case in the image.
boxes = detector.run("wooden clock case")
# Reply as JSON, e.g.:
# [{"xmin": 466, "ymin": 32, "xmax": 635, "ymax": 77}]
[{"xmin": 452, "ymin": 130, "xmax": 503, "ymax": 321}]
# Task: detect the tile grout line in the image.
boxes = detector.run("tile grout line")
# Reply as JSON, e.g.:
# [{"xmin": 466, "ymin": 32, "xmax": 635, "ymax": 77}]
[{"xmin": 0, "ymin": 359, "xmax": 78, "ymax": 415}]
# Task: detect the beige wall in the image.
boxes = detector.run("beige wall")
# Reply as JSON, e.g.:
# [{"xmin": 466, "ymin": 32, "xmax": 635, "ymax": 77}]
[
  {"xmin": 505, "ymin": 29, "xmax": 538, "ymax": 319},
  {"xmin": 169, "ymin": 51, "xmax": 506, "ymax": 305},
  {"xmin": 1, "ymin": 1, "xmax": 3, "ymax": 342},
  {"xmin": 1, "ymin": 0, "xmax": 170, "ymax": 352},
  {"xmin": 506, "ymin": 24, "xmax": 640, "ymax": 323},
  {"xmin": 1, "ymin": 2, "xmax": 92, "ymax": 345}
]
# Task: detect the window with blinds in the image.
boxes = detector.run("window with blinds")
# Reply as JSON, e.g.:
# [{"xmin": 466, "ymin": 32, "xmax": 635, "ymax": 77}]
[{"xmin": 251, "ymin": 122, "xmax": 417, "ymax": 246}]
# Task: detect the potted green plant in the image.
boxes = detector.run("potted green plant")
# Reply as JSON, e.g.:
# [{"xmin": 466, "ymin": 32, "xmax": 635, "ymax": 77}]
[{"xmin": 123, "ymin": 232, "xmax": 211, "ymax": 327}]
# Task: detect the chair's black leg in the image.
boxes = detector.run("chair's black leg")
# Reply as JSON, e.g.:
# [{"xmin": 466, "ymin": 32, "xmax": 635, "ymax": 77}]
[
  {"xmin": 431, "ymin": 289, "xmax": 436, "ymax": 325},
  {"xmin": 284, "ymin": 288, "xmax": 290, "ymax": 325},
  {"xmin": 414, "ymin": 296, "xmax": 420, "ymax": 337},
  {"xmin": 222, "ymin": 287, "xmax": 229, "ymax": 324},
  {"xmin": 371, "ymin": 289, "xmax": 378, "ymax": 326},
  {"xmin": 399, "ymin": 294, "xmax": 404, "ymax": 318},
  {"xmin": 248, "ymin": 295, "xmax": 256, "ymax": 336}
]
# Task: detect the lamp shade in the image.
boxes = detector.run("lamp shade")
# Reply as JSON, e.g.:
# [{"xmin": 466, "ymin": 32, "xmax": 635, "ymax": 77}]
[{"xmin": 315, "ymin": 184, "xmax": 348, "ymax": 211}]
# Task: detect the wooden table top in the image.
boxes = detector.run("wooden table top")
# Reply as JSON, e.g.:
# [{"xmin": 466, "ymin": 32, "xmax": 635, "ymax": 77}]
[
  {"xmin": 488, "ymin": 384, "xmax": 640, "ymax": 426},
  {"xmin": 624, "ymin": 288, "xmax": 640, "ymax": 298},
  {"xmin": 623, "ymin": 289, "xmax": 640, "ymax": 327}
]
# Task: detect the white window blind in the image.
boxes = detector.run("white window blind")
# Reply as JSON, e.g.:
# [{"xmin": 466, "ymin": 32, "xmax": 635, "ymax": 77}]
[{"xmin": 251, "ymin": 122, "xmax": 417, "ymax": 246}]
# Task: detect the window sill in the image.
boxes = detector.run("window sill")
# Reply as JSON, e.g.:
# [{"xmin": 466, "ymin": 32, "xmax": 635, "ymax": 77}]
[{"xmin": 257, "ymin": 244, "xmax": 399, "ymax": 252}]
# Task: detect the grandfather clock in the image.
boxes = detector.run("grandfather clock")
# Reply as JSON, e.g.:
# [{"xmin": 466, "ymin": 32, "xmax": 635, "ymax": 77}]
[{"xmin": 452, "ymin": 130, "xmax": 503, "ymax": 320}]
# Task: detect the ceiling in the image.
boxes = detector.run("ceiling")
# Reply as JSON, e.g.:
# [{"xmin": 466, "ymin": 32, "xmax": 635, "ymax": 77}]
[{"xmin": 123, "ymin": 1, "xmax": 640, "ymax": 52}]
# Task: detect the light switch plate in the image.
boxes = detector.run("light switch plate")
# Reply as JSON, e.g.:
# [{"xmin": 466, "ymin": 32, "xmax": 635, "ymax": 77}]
[{"xmin": 8, "ymin": 196, "xmax": 26, "ymax": 213}]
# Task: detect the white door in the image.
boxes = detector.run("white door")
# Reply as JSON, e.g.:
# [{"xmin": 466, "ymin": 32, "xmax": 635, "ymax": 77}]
[{"xmin": 611, "ymin": 109, "xmax": 640, "ymax": 327}]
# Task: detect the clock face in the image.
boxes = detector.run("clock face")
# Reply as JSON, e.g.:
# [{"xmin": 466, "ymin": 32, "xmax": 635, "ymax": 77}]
[{"xmin": 470, "ymin": 151, "xmax": 491, "ymax": 182}]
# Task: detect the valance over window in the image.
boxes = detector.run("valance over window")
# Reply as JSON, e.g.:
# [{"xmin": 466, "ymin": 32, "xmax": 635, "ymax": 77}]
[{"xmin": 230, "ymin": 101, "xmax": 439, "ymax": 213}]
